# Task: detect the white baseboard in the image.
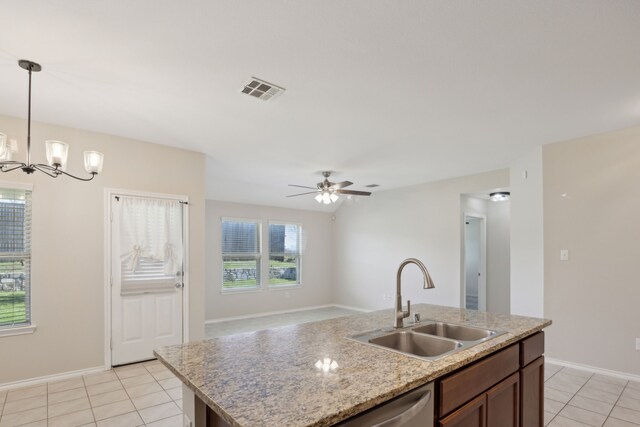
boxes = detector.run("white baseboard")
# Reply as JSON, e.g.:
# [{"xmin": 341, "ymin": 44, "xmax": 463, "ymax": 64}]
[
  {"xmin": 0, "ymin": 366, "xmax": 106, "ymax": 392},
  {"xmin": 546, "ymin": 357, "xmax": 640, "ymax": 382},
  {"xmin": 331, "ymin": 304, "xmax": 372, "ymax": 313},
  {"xmin": 205, "ymin": 303, "xmax": 371, "ymax": 324}
]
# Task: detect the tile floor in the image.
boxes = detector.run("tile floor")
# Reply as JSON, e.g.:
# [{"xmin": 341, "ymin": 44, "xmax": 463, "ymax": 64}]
[
  {"xmin": 0, "ymin": 360, "xmax": 183, "ymax": 427},
  {"xmin": 205, "ymin": 305, "xmax": 360, "ymax": 338},
  {"xmin": 544, "ymin": 362, "xmax": 640, "ymax": 426}
]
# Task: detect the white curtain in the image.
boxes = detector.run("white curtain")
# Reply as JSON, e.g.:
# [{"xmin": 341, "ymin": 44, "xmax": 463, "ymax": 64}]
[{"xmin": 119, "ymin": 197, "xmax": 183, "ymax": 293}]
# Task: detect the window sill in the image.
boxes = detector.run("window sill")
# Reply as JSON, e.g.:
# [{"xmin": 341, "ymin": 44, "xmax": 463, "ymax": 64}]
[
  {"xmin": 0, "ymin": 324, "xmax": 37, "ymax": 338},
  {"xmin": 268, "ymin": 284, "xmax": 302, "ymax": 290},
  {"xmin": 220, "ymin": 287, "xmax": 263, "ymax": 295}
]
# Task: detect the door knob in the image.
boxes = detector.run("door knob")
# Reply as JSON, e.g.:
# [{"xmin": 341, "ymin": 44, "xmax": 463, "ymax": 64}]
[{"xmin": 175, "ymin": 283, "xmax": 184, "ymax": 289}]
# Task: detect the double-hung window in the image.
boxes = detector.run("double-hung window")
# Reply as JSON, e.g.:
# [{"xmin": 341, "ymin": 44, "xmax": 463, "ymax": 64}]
[
  {"xmin": 0, "ymin": 186, "xmax": 32, "ymax": 331},
  {"xmin": 268, "ymin": 222, "xmax": 301, "ymax": 287},
  {"xmin": 221, "ymin": 219, "xmax": 261, "ymax": 291}
]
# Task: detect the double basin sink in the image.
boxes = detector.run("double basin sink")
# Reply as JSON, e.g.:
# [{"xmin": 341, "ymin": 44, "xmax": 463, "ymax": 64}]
[{"xmin": 349, "ymin": 320, "xmax": 504, "ymax": 361}]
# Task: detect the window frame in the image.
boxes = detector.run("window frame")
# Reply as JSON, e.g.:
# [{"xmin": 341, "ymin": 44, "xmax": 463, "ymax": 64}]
[
  {"xmin": 267, "ymin": 221, "xmax": 302, "ymax": 289},
  {"xmin": 220, "ymin": 217, "xmax": 262, "ymax": 293},
  {"xmin": 0, "ymin": 181, "xmax": 36, "ymax": 337}
]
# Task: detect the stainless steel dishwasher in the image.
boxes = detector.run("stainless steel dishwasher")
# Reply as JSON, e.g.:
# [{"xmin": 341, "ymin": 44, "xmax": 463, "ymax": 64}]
[{"xmin": 336, "ymin": 382, "xmax": 434, "ymax": 427}]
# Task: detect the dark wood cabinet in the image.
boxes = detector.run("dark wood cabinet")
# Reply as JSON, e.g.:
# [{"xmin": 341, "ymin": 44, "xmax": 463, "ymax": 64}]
[
  {"xmin": 437, "ymin": 332, "xmax": 544, "ymax": 427},
  {"xmin": 487, "ymin": 373, "xmax": 520, "ymax": 427},
  {"xmin": 440, "ymin": 372, "xmax": 520, "ymax": 427},
  {"xmin": 439, "ymin": 394, "xmax": 486, "ymax": 427},
  {"xmin": 521, "ymin": 356, "xmax": 544, "ymax": 427}
]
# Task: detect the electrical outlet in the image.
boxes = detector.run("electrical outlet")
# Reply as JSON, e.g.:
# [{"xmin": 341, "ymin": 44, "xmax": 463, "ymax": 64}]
[
  {"xmin": 560, "ymin": 249, "xmax": 569, "ymax": 261},
  {"xmin": 636, "ymin": 338, "xmax": 640, "ymax": 350}
]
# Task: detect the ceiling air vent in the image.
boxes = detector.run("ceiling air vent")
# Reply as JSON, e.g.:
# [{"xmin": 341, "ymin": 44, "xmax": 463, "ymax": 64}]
[{"xmin": 241, "ymin": 77, "xmax": 285, "ymax": 101}]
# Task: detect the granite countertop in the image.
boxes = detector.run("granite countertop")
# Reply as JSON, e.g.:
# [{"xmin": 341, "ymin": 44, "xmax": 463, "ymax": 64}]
[{"xmin": 154, "ymin": 304, "xmax": 551, "ymax": 427}]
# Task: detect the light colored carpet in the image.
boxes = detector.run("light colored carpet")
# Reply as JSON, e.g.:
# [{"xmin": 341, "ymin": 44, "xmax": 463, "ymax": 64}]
[{"xmin": 205, "ymin": 306, "xmax": 361, "ymax": 338}]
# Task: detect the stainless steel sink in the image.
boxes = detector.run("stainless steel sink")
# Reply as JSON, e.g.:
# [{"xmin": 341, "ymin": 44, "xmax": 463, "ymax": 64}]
[
  {"xmin": 348, "ymin": 320, "xmax": 504, "ymax": 361},
  {"xmin": 411, "ymin": 322, "xmax": 497, "ymax": 341},
  {"xmin": 369, "ymin": 330, "xmax": 462, "ymax": 358}
]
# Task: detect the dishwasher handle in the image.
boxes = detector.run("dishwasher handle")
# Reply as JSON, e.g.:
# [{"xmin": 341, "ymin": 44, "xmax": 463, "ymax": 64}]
[{"xmin": 370, "ymin": 388, "xmax": 432, "ymax": 427}]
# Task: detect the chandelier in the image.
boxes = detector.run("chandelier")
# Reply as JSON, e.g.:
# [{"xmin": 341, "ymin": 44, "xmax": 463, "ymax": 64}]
[{"xmin": 0, "ymin": 60, "xmax": 104, "ymax": 181}]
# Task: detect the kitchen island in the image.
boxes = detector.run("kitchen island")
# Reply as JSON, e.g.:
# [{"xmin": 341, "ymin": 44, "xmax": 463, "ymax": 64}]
[{"xmin": 154, "ymin": 304, "xmax": 551, "ymax": 427}]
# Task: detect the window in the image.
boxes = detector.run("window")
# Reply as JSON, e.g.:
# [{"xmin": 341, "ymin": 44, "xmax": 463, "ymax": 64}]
[
  {"xmin": 268, "ymin": 223, "xmax": 301, "ymax": 286},
  {"xmin": 0, "ymin": 187, "xmax": 32, "ymax": 329},
  {"xmin": 221, "ymin": 219, "xmax": 261, "ymax": 291}
]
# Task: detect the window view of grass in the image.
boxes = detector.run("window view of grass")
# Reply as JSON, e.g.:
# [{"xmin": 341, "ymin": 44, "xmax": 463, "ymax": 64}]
[
  {"xmin": 269, "ymin": 257, "xmax": 298, "ymax": 285},
  {"xmin": 223, "ymin": 259, "xmax": 260, "ymax": 289},
  {"xmin": 0, "ymin": 290, "xmax": 26, "ymax": 325},
  {"xmin": 222, "ymin": 258, "xmax": 299, "ymax": 288}
]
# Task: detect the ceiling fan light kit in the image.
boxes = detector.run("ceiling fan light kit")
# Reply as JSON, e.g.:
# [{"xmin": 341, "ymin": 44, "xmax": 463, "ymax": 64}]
[
  {"xmin": 0, "ymin": 59, "xmax": 104, "ymax": 181},
  {"xmin": 288, "ymin": 171, "xmax": 372, "ymax": 204}
]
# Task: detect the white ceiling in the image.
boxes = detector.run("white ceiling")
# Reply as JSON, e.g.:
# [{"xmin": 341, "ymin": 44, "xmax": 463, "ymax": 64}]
[{"xmin": 1, "ymin": 1, "xmax": 639, "ymax": 211}]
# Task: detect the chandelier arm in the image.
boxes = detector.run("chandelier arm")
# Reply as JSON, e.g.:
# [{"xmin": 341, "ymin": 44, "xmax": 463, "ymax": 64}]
[
  {"xmin": 0, "ymin": 161, "xmax": 27, "ymax": 166},
  {"xmin": 57, "ymin": 170, "xmax": 97, "ymax": 181},
  {"xmin": 0, "ymin": 163, "xmax": 28, "ymax": 173},
  {"xmin": 35, "ymin": 164, "xmax": 97, "ymax": 181},
  {"xmin": 32, "ymin": 164, "xmax": 61, "ymax": 178}
]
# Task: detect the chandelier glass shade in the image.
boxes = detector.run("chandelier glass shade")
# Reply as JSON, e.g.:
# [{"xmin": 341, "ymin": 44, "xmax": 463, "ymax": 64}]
[{"xmin": 0, "ymin": 60, "xmax": 104, "ymax": 181}]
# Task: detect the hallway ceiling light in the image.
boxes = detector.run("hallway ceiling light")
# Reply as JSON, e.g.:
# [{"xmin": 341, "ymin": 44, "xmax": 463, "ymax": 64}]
[
  {"xmin": 489, "ymin": 191, "xmax": 510, "ymax": 202},
  {"xmin": 0, "ymin": 60, "xmax": 104, "ymax": 181}
]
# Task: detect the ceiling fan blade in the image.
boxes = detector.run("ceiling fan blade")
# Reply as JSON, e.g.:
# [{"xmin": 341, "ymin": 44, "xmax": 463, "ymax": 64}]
[
  {"xmin": 336, "ymin": 189, "xmax": 372, "ymax": 196},
  {"xmin": 288, "ymin": 184, "xmax": 318, "ymax": 190},
  {"xmin": 286, "ymin": 191, "xmax": 319, "ymax": 198},
  {"xmin": 331, "ymin": 181, "xmax": 353, "ymax": 189}
]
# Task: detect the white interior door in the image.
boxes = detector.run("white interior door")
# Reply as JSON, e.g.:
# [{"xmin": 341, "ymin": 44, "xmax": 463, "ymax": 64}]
[{"xmin": 110, "ymin": 194, "xmax": 185, "ymax": 366}]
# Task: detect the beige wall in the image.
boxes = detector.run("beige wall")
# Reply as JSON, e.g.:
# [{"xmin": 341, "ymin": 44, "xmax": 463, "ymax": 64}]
[
  {"xmin": 0, "ymin": 115, "xmax": 205, "ymax": 384},
  {"xmin": 333, "ymin": 169, "xmax": 509, "ymax": 310},
  {"xmin": 544, "ymin": 126, "xmax": 640, "ymax": 375},
  {"xmin": 205, "ymin": 200, "xmax": 334, "ymax": 320}
]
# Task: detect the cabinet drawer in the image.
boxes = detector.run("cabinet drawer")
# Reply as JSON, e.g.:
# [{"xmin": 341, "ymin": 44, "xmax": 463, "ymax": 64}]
[
  {"xmin": 439, "ymin": 344, "xmax": 519, "ymax": 416},
  {"xmin": 520, "ymin": 332, "xmax": 544, "ymax": 367}
]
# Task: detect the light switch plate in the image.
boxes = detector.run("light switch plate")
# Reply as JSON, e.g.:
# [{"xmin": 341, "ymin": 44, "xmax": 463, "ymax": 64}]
[
  {"xmin": 560, "ymin": 249, "xmax": 569, "ymax": 261},
  {"xmin": 636, "ymin": 338, "xmax": 640, "ymax": 351}
]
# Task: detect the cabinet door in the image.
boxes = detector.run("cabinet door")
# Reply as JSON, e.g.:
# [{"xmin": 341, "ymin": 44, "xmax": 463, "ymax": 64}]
[
  {"xmin": 439, "ymin": 394, "xmax": 486, "ymax": 427},
  {"xmin": 521, "ymin": 356, "xmax": 544, "ymax": 427},
  {"xmin": 487, "ymin": 372, "xmax": 520, "ymax": 427}
]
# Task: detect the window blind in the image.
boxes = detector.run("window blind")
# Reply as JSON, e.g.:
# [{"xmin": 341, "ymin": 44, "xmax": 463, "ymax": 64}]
[
  {"xmin": 0, "ymin": 188, "xmax": 32, "ymax": 328},
  {"xmin": 221, "ymin": 219, "xmax": 261, "ymax": 290},
  {"xmin": 268, "ymin": 223, "xmax": 301, "ymax": 286}
]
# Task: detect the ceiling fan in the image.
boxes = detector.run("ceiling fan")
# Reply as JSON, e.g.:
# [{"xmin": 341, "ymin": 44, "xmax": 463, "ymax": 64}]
[{"xmin": 287, "ymin": 171, "xmax": 372, "ymax": 204}]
